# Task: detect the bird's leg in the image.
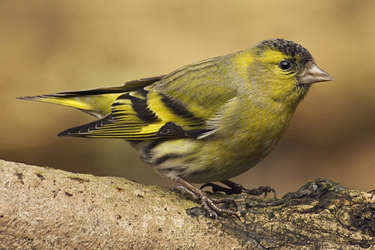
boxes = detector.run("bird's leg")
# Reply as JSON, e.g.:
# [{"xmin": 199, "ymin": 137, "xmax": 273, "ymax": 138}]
[
  {"xmin": 201, "ymin": 179, "xmax": 276, "ymax": 198},
  {"xmin": 173, "ymin": 177, "xmax": 238, "ymax": 219}
]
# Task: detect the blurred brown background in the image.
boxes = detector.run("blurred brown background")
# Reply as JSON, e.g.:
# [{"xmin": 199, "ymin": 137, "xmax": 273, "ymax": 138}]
[{"xmin": 2, "ymin": 1, "xmax": 375, "ymax": 196}]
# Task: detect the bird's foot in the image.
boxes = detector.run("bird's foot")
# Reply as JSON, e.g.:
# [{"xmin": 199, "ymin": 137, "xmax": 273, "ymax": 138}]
[
  {"xmin": 201, "ymin": 179, "xmax": 276, "ymax": 198},
  {"xmin": 173, "ymin": 178, "xmax": 238, "ymax": 219}
]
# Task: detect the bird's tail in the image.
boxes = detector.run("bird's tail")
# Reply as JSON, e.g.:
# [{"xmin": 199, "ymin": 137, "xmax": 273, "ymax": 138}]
[
  {"xmin": 17, "ymin": 76, "xmax": 164, "ymax": 119},
  {"xmin": 17, "ymin": 92, "xmax": 122, "ymax": 119}
]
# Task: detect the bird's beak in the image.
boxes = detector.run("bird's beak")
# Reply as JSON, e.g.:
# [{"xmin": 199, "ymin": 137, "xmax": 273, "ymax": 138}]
[{"xmin": 299, "ymin": 61, "xmax": 334, "ymax": 84}]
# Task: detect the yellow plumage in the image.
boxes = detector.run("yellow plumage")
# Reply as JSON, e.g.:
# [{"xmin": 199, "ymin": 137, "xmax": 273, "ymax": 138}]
[{"xmin": 18, "ymin": 39, "xmax": 333, "ymax": 218}]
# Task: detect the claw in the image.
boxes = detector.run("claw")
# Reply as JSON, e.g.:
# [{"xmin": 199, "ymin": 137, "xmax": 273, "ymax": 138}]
[
  {"xmin": 242, "ymin": 185, "xmax": 276, "ymax": 198},
  {"xmin": 175, "ymin": 177, "xmax": 238, "ymax": 219},
  {"xmin": 201, "ymin": 180, "xmax": 277, "ymax": 198}
]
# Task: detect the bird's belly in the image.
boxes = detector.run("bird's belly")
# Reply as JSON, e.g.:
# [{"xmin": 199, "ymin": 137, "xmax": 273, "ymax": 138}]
[{"xmin": 130, "ymin": 135, "xmax": 279, "ymax": 183}]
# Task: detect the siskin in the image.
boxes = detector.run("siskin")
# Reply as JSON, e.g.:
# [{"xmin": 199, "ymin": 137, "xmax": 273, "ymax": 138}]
[{"xmin": 18, "ymin": 38, "xmax": 334, "ymax": 218}]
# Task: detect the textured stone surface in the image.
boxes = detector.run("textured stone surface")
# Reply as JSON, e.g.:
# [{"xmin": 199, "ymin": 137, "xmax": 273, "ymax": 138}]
[
  {"xmin": 0, "ymin": 160, "xmax": 240, "ymax": 249},
  {"xmin": 1, "ymin": 159, "xmax": 374, "ymax": 249}
]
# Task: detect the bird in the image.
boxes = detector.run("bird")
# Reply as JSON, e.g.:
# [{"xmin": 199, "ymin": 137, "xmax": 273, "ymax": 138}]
[{"xmin": 18, "ymin": 38, "xmax": 334, "ymax": 218}]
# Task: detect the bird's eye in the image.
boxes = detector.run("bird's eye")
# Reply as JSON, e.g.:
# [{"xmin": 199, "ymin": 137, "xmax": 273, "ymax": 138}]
[{"xmin": 279, "ymin": 60, "xmax": 292, "ymax": 71}]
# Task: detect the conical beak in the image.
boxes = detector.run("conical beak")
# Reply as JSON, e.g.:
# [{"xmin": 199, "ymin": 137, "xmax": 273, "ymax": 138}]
[{"xmin": 299, "ymin": 61, "xmax": 334, "ymax": 84}]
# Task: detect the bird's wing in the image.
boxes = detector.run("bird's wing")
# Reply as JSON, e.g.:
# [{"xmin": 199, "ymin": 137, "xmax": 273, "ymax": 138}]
[
  {"xmin": 58, "ymin": 57, "xmax": 239, "ymax": 140},
  {"xmin": 58, "ymin": 79, "xmax": 237, "ymax": 140}
]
